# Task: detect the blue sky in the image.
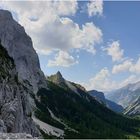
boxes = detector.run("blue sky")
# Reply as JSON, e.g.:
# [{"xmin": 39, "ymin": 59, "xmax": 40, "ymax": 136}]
[{"xmin": 1, "ymin": 1, "xmax": 140, "ymax": 91}]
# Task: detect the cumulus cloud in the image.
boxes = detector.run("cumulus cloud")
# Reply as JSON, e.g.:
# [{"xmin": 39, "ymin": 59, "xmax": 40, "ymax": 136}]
[
  {"xmin": 120, "ymin": 75, "xmax": 140, "ymax": 87},
  {"xmin": 0, "ymin": 1, "xmax": 78, "ymax": 50},
  {"xmin": 104, "ymin": 41, "xmax": 124, "ymax": 62},
  {"xmin": 112, "ymin": 57, "xmax": 140, "ymax": 74},
  {"xmin": 48, "ymin": 51, "xmax": 78, "ymax": 67},
  {"xmin": 87, "ymin": 0, "xmax": 103, "ymax": 17},
  {"xmin": 0, "ymin": 1, "xmax": 103, "ymax": 67},
  {"xmin": 52, "ymin": 0, "xmax": 78, "ymax": 16},
  {"xmin": 112, "ymin": 59, "xmax": 133, "ymax": 74},
  {"xmin": 130, "ymin": 58, "xmax": 140, "ymax": 74},
  {"xmin": 84, "ymin": 68, "xmax": 116, "ymax": 91},
  {"xmin": 84, "ymin": 67, "xmax": 140, "ymax": 92},
  {"xmin": 31, "ymin": 18, "xmax": 102, "ymax": 55}
]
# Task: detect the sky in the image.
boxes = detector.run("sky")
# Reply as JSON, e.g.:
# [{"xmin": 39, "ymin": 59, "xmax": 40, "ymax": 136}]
[{"xmin": 1, "ymin": 0, "xmax": 140, "ymax": 92}]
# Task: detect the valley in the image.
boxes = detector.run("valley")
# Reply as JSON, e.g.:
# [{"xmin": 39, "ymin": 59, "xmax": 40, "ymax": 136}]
[{"xmin": 0, "ymin": 3, "xmax": 139, "ymax": 139}]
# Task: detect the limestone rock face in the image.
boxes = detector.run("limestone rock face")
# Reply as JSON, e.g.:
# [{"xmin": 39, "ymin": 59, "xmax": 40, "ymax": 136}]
[
  {"xmin": 88, "ymin": 90, "xmax": 123, "ymax": 113},
  {"xmin": 48, "ymin": 71, "xmax": 86, "ymax": 94},
  {"xmin": 0, "ymin": 9, "xmax": 47, "ymax": 93},
  {"xmin": 107, "ymin": 81, "xmax": 140, "ymax": 108},
  {"xmin": 0, "ymin": 43, "xmax": 40, "ymax": 137},
  {"xmin": 48, "ymin": 71, "xmax": 65, "ymax": 85},
  {"xmin": 124, "ymin": 96, "xmax": 140, "ymax": 116},
  {"xmin": 0, "ymin": 10, "xmax": 49, "ymax": 137}
]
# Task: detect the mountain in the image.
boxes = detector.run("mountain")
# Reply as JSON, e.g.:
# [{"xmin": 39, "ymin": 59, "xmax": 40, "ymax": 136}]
[
  {"xmin": 48, "ymin": 71, "xmax": 86, "ymax": 95},
  {"xmin": 88, "ymin": 90, "xmax": 123, "ymax": 113},
  {"xmin": 0, "ymin": 10, "xmax": 47, "ymax": 93},
  {"xmin": 48, "ymin": 71, "xmax": 65, "ymax": 85},
  {"xmin": 0, "ymin": 9, "xmax": 49, "ymax": 137},
  {"xmin": 124, "ymin": 96, "xmax": 140, "ymax": 116},
  {"xmin": 107, "ymin": 82, "xmax": 140, "ymax": 108},
  {"xmin": 0, "ymin": 40, "xmax": 39, "ymax": 136},
  {"xmin": 38, "ymin": 72, "xmax": 140, "ymax": 138},
  {"xmin": 106, "ymin": 99, "xmax": 124, "ymax": 113},
  {"xmin": 88, "ymin": 90, "xmax": 106, "ymax": 104},
  {"xmin": 0, "ymin": 9, "xmax": 140, "ymax": 139}
]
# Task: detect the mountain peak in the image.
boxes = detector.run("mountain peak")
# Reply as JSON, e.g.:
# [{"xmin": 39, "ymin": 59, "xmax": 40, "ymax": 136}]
[
  {"xmin": 0, "ymin": 10, "xmax": 13, "ymax": 21},
  {"xmin": 56, "ymin": 71, "xmax": 62, "ymax": 78},
  {"xmin": 48, "ymin": 71, "xmax": 65, "ymax": 85},
  {"xmin": 55, "ymin": 71, "xmax": 64, "ymax": 83}
]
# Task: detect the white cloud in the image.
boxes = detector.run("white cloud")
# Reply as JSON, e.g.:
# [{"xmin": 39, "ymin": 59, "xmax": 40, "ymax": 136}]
[
  {"xmin": 84, "ymin": 68, "xmax": 116, "ymax": 91},
  {"xmin": 52, "ymin": 0, "xmax": 78, "ymax": 16},
  {"xmin": 112, "ymin": 57, "xmax": 140, "ymax": 74},
  {"xmin": 87, "ymin": 0, "xmax": 103, "ymax": 17},
  {"xmin": 130, "ymin": 58, "xmax": 140, "ymax": 74},
  {"xmin": 0, "ymin": 1, "xmax": 103, "ymax": 60},
  {"xmin": 0, "ymin": 1, "xmax": 78, "ymax": 18},
  {"xmin": 81, "ymin": 22, "xmax": 102, "ymax": 54},
  {"xmin": 84, "ymin": 67, "xmax": 140, "ymax": 92},
  {"xmin": 120, "ymin": 75, "xmax": 140, "ymax": 87},
  {"xmin": 105, "ymin": 41, "xmax": 124, "ymax": 62},
  {"xmin": 31, "ymin": 18, "xmax": 102, "ymax": 55},
  {"xmin": 47, "ymin": 51, "xmax": 78, "ymax": 67},
  {"xmin": 112, "ymin": 59, "xmax": 133, "ymax": 74}
]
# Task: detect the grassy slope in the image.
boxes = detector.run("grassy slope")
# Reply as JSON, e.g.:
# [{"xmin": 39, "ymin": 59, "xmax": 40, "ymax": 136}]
[{"xmin": 35, "ymin": 81, "xmax": 140, "ymax": 139}]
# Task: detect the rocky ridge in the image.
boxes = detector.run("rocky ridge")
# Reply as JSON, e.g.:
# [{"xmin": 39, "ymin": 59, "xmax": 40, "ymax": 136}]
[
  {"xmin": 48, "ymin": 71, "xmax": 86, "ymax": 95},
  {"xmin": 124, "ymin": 96, "xmax": 140, "ymax": 116},
  {"xmin": 88, "ymin": 90, "xmax": 123, "ymax": 113},
  {"xmin": 0, "ymin": 9, "xmax": 47, "ymax": 93},
  {"xmin": 0, "ymin": 9, "xmax": 49, "ymax": 138},
  {"xmin": 107, "ymin": 81, "xmax": 140, "ymax": 108}
]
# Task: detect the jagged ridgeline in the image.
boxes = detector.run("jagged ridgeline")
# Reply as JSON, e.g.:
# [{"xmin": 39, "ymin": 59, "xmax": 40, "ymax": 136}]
[
  {"xmin": 0, "ymin": 9, "xmax": 140, "ymax": 139},
  {"xmin": 34, "ymin": 72, "xmax": 140, "ymax": 139},
  {"xmin": 124, "ymin": 97, "xmax": 140, "ymax": 116}
]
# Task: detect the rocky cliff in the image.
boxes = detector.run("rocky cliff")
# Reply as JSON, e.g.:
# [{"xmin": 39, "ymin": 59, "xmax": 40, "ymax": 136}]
[
  {"xmin": 0, "ymin": 9, "xmax": 50, "ymax": 138},
  {"xmin": 124, "ymin": 96, "xmax": 140, "ymax": 116},
  {"xmin": 0, "ymin": 9, "xmax": 140, "ymax": 139},
  {"xmin": 107, "ymin": 82, "xmax": 140, "ymax": 108},
  {"xmin": 0, "ymin": 43, "xmax": 39, "ymax": 136},
  {"xmin": 0, "ymin": 10, "xmax": 47, "ymax": 93},
  {"xmin": 88, "ymin": 90, "xmax": 123, "ymax": 113}
]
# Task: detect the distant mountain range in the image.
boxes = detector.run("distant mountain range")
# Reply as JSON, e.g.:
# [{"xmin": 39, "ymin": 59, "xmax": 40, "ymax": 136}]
[
  {"xmin": 107, "ymin": 82, "xmax": 140, "ymax": 108},
  {"xmin": 0, "ymin": 9, "xmax": 140, "ymax": 139},
  {"xmin": 44, "ymin": 72, "xmax": 140, "ymax": 138},
  {"xmin": 88, "ymin": 90, "xmax": 123, "ymax": 113},
  {"xmin": 48, "ymin": 72, "xmax": 123, "ymax": 113}
]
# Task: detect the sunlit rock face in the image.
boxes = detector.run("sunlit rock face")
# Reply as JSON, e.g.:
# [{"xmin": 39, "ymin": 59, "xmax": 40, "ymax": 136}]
[
  {"xmin": 0, "ymin": 10, "xmax": 49, "ymax": 137},
  {"xmin": 107, "ymin": 81, "xmax": 140, "ymax": 108},
  {"xmin": 124, "ymin": 97, "xmax": 140, "ymax": 116},
  {"xmin": 0, "ymin": 9, "xmax": 47, "ymax": 93},
  {"xmin": 0, "ymin": 43, "xmax": 40, "ymax": 136}
]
